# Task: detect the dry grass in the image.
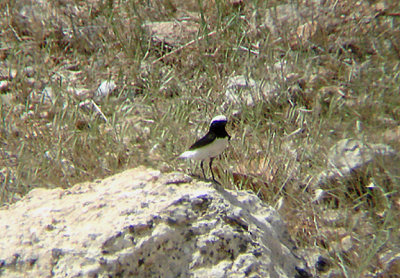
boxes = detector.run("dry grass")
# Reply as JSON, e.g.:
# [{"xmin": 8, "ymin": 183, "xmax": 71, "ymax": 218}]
[{"xmin": 1, "ymin": 0, "xmax": 399, "ymax": 276}]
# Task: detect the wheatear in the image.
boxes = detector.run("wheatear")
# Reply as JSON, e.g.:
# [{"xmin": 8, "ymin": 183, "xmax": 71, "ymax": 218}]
[{"xmin": 179, "ymin": 115, "xmax": 230, "ymax": 182}]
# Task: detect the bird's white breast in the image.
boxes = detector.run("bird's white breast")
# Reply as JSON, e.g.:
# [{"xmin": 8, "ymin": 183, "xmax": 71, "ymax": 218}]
[{"xmin": 179, "ymin": 138, "xmax": 228, "ymax": 161}]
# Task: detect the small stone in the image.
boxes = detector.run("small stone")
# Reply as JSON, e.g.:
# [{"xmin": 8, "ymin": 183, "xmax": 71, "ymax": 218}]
[
  {"xmin": 379, "ymin": 250, "xmax": 400, "ymax": 277},
  {"xmin": 24, "ymin": 66, "xmax": 35, "ymax": 77},
  {"xmin": 29, "ymin": 87, "xmax": 54, "ymax": 106},
  {"xmin": 142, "ymin": 21, "xmax": 199, "ymax": 47},
  {"xmin": 68, "ymin": 87, "xmax": 92, "ymax": 100},
  {"xmin": 290, "ymin": 21, "xmax": 318, "ymax": 49},
  {"xmin": 312, "ymin": 189, "xmax": 326, "ymax": 202},
  {"xmin": 26, "ymin": 77, "xmax": 36, "ymax": 87},
  {"xmin": 95, "ymin": 80, "xmax": 116, "ymax": 100},
  {"xmin": 225, "ymin": 75, "xmax": 259, "ymax": 106},
  {"xmin": 0, "ymin": 80, "xmax": 10, "ymax": 92},
  {"xmin": 296, "ymin": 21, "xmax": 318, "ymax": 42},
  {"xmin": 341, "ymin": 235, "xmax": 353, "ymax": 252},
  {"xmin": 224, "ymin": 75, "xmax": 278, "ymax": 108},
  {"xmin": 61, "ymin": 159, "xmax": 76, "ymax": 176},
  {"xmin": 0, "ymin": 68, "xmax": 17, "ymax": 80},
  {"xmin": 383, "ymin": 126, "xmax": 400, "ymax": 142}
]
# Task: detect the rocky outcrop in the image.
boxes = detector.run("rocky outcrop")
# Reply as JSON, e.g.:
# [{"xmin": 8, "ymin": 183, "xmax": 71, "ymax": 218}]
[
  {"xmin": 317, "ymin": 138, "xmax": 399, "ymax": 185},
  {"xmin": 0, "ymin": 167, "xmax": 309, "ymax": 277}
]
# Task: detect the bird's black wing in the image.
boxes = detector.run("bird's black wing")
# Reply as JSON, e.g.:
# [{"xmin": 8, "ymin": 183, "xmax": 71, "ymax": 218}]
[{"xmin": 189, "ymin": 132, "xmax": 217, "ymax": 150}]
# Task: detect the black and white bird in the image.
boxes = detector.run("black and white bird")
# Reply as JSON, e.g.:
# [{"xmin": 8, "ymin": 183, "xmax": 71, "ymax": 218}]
[{"xmin": 179, "ymin": 115, "xmax": 230, "ymax": 182}]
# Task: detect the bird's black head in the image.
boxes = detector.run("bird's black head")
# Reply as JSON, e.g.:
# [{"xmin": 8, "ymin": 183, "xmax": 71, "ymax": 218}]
[{"xmin": 209, "ymin": 115, "xmax": 230, "ymax": 138}]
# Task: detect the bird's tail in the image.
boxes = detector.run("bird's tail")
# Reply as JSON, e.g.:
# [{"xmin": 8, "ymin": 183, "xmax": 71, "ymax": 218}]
[
  {"xmin": 178, "ymin": 150, "xmax": 194, "ymax": 159},
  {"xmin": 178, "ymin": 151, "xmax": 200, "ymax": 159}
]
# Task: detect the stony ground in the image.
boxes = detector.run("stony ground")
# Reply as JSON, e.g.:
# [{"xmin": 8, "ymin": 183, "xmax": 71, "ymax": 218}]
[{"xmin": 0, "ymin": 0, "xmax": 399, "ymax": 277}]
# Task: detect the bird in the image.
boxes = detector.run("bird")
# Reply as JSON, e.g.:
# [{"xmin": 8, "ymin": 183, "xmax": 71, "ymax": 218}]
[{"xmin": 179, "ymin": 115, "xmax": 230, "ymax": 182}]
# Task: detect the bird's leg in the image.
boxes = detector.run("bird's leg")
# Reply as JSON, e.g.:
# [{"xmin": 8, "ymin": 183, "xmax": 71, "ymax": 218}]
[
  {"xmin": 209, "ymin": 158, "xmax": 215, "ymax": 181},
  {"xmin": 200, "ymin": 161, "xmax": 206, "ymax": 179},
  {"xmin": 209, "ymin": 158, "xmax": 221, "ymax": 185}
]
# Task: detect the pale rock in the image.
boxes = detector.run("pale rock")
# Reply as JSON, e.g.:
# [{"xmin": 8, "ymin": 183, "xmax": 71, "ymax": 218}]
[
  {"xmin": 224, "ymin": 75, "xmax": 278, "ymax": 108},
  {"xmin": 142, "ymin": 21, "xmax": 200, "ymax": 47},
  {"xmin": 24, "ymin": 66, "xmax": 35, "ymax": 77},
  {"xmin": 0, "ymin": 167, "xmax": 309, "ymax": 277},
  {"xmin": 0, "ymin": 68, "xmax": 17, "ymax": 80},
  {"xmin": 26, "ymin": 77, "xmax": 36, "ymax": 87},
  {"xmin": 60, "ymin": 158, "xmax": 76, "ymax": 177},
  {"xmin": 317, "ymin": 138, "xmax": 399, "ymax": 185},
  {"xmin": 264, "ymin": 3, "xmax": 325, "ymax": 38},
  {"xmin": 340, "ymin": 235, "xmax": 353, "ymax": 252},
  {"xmin": 29, "ymin": 86, "xmax": 54, "ymax": 106},
  {"xmin": 67, "ymin": 86, "xmax": 92, "ymax": 100},
  {"xmin": 296, "ymin": 250, "xmax": 331, "ymax": 275},
  {"xmin": 95, "ymin": 80, "xmax": 116, "ymax": 100},
  {"xmin": 0, "ymin": 80, "xmax": 10, "ymax": 93},
  {"xmin": 225, "ymin": 75, "xmax": 258, "ymax": 106},
  {"xmin": 20, "ymin": 110, "xmax": 35, "ymax": 121},
  {"xmin": 378, "ymin": 249, "xmax": 400, "ymax": 277},
  {"xmin": 295, "ymin": 21, "xmax": 318, "ymax": 43},
  {"xmin": 383, "ymin": 126, "xmax": 400, "ymax": 142},
  {"xmin": 265, "ymin": 4, "xmax": 303, "ymax": 37}
]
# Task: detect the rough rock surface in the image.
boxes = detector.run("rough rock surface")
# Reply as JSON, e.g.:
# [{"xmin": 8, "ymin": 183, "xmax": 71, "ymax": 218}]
[
  {"xmin": 223, "ymin": 75, "xmax": 279, "ymax": 109},
  {"xmin": 142, "ymin": 21, "xmax": 200, "ymax": 47},
  {"xmin": 317, "ymin": 138, "xmax": 399, "ymax": 185},
  {"xmin": 0, "ymin": 167, "xmax": 309, "ymax": 277},
  {"xmin": 264, "ymin": 3, "xmax": 324, "ymax": 38}
]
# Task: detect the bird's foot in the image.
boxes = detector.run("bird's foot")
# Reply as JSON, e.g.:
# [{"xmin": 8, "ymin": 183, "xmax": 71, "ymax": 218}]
[{"xmin": 212, "ymin": 178, "xmax": 221, "ymax": 185}]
